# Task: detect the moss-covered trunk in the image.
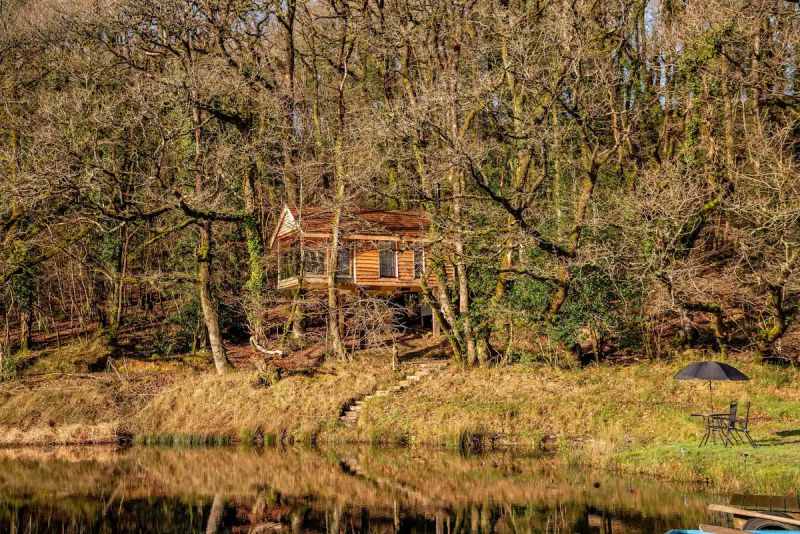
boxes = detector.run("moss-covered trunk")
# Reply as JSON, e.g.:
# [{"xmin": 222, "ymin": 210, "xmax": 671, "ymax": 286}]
[{"xmin": 192, "ymin": 102, "xmax": 231, "ymax": 374}]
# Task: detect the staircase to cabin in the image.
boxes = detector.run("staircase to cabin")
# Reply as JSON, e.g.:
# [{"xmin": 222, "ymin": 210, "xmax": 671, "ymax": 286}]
[{"xmin": 339, "ymin": 360, "xmax": 449, "ymax": 427}]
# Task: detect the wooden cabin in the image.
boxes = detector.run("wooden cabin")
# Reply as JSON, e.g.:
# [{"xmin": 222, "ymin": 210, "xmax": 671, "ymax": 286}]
[{"xmin": 268, "ymin": 205, "xmax": 448, "ymax": 296}]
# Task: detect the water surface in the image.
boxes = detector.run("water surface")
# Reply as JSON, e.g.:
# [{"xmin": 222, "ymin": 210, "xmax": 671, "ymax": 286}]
[{"xmin": 0, "ymin": 445, "xmax": 720, "ymax": 533}]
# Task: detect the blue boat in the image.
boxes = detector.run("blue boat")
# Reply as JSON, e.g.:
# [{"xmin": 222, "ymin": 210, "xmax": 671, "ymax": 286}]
[{"xmin": 668, "ymin": 530, "xmax": 800, "ymax": 533}]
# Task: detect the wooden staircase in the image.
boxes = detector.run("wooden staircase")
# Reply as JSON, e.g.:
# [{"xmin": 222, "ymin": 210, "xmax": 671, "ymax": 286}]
[{"xmin": 339, "ymin": 360, "xmax": 449, "ymax": 427}]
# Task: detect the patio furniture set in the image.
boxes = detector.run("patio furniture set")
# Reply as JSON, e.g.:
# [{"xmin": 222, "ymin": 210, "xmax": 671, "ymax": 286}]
[
  {"xmin": 674, "ymin": 361, "xmax": 757, "ymax": 448},
  {"xmin": 692, "ymin": 401, "xmax": 756, "ymax": 447}
]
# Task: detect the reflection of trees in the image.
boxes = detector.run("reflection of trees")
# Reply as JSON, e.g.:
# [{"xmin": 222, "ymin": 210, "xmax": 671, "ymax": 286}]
[
  {"xmin": 0, "ymin": 446, "xmax": 715, "ymax": 533},
  {"xmin": 205, "ymin": 494, "xmax": 224, "ymax": 534}
]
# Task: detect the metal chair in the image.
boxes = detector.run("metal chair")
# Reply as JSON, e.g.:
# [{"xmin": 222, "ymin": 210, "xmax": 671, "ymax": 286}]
[
  {"xmin": 715, "ymin": 401, "xmax": 756, "ymax": 448},
  {"xmin": 732, "ymin": 402, "xmax": 756, "ymax": 447}
]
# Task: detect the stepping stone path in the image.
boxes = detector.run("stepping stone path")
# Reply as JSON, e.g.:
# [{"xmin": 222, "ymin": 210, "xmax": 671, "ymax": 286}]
[{"xmin": 339, "ymin": 360, "xmax": 449, "ymax": 427}]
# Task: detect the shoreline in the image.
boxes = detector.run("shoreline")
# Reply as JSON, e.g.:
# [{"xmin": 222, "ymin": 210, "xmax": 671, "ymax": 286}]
[
  {"xmin": 0, "ymin": 422, "xmax": 797, "ymax": 495},
  {"xmin": 1, "ymin": 355, "xmax": 799, "ymax": 494}
]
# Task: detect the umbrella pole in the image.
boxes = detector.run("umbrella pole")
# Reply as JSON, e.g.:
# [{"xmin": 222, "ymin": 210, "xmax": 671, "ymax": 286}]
[{"xmin": 708, "ymin": 381, "xmax": 713, "ymax": 412}]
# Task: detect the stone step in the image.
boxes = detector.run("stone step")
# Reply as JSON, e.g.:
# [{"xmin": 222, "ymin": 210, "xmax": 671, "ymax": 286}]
[
  {"xmin": 339, "ymin": 361, "xmax": 450, "ymax": 426},
  {"xmin": 421, "ymin": 362, "xmax": 448, "ymax": 368}
]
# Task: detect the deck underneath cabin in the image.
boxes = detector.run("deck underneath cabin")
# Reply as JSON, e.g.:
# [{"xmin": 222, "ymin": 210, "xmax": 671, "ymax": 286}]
[{"xmin": 277, "ymin": 274, "xmax": 426, "ymax": 294}]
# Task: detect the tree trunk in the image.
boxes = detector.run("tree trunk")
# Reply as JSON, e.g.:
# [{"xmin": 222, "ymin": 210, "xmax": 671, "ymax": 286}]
[
  {"xmin": 280, "ymin": 0, "xmax": 299, "ymax": 205},
  {"xmin": 327, "ymin": 172, "xmax": 346, "ymax": 359},
  {"xmin": 205, "ymin": 494, "xmax": 225, "ymax": 534},
  {"xmin": 758, "ymin": 285, "xmax": 788, "ymax": 359},
  {"xmin": 419, "ymin": 269, "xmax": 463, "ymax": 359},
  {"xmin": 243, "ymin": 164, "xmax": 265, "ymax": 344},
  {"xmin": 289, "ymin": 288, "xmax": 305, "ymax": 339},
  {"xmin": 546, "ymin": 145, "xmax": 599, "ymax": 322},
  {"xmin": 198, "ymin": 221, "xmax": 231, "ymax": 374},
  {"xmin": 19, "ymin": 308, "xmax": 31, "ymax": 352},
  {"xmin": 192, "ymin": 101, "xmax": 231, "ymax": 374},
  {"xmin": 5, "ymin": 128, "xmax": 32, "ymax": 352},
  {"xmin": 327, "ymin": 26, "xmax": 349, "ymax": 361},
  {"xmin": 111, "ymin": 222, "xmax": 129, "ymax": 336}
]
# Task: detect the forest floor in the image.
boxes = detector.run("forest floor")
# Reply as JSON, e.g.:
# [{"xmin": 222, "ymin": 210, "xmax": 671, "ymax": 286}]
[{"xmin": 1, "ymin": 326, "xmax": 799, "ymax": 494}]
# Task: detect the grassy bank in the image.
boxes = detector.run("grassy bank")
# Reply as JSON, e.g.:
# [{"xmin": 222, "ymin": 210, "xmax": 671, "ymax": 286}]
[
  {"xmin": 349, "ymin": 356, "xmax": 800, "ymax": 493},
  {"xmin": 0, "ymin": 346, "xmax": 396, "ymax": 446},
  {"xmin": 2, "ymin": 340, "xmax": 799, "ymax": 493}
]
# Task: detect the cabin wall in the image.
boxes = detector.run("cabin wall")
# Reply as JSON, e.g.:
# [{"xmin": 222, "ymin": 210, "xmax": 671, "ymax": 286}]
[
  {"xmin": 354, "ymin": 247, "xmax": 415, "ymax": 284},
  {"xmin": 276, "ymin": 234, "xmax": 452, "ymax": 290},
  {"xmin": 352, "ymin": 241, "xmax": 452, "ymax": 287}
]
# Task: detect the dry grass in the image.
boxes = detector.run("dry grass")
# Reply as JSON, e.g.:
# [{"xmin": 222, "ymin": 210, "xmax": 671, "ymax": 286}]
[
  {"xmin": 0, "ymin": 376, "xmax": 122, "ymax": 445},
  {"xmin": 131, "ymin": 363, "xmax": 386, "ymax": 442}
]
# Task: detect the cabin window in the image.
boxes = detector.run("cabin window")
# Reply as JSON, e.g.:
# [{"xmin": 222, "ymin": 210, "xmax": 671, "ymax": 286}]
[
  {"xmin": 379, "ymin": 241, "xmax": 397, "ymax": 278},
  {"xmin": 303, "ymin": 249, "xmax": 325, "ymax": 275},
  {"xmin": 337, "ymin": 246, "xmax": 352, "ymax": 277},
  {"xmin": 279, "ymin": 244, "xmax": 301, "ymax": 280},
  {"xmin": 413, "ymin": 246, "xmax": 426, "ymax": 278},
  {"xmin": 279, "ymin": 244, "xmax": 325, "ymax": 278}
]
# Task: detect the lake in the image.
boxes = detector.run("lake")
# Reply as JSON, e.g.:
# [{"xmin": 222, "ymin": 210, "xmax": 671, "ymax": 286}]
[{"xmin": 0, "ymin": 445, "xmax": 721, "ymax": 533}]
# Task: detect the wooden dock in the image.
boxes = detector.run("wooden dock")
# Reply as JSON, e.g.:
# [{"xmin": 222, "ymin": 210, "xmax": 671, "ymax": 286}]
[{"xmin": 728, "ymin": 494, "xmax": 800, "ymax": 514}]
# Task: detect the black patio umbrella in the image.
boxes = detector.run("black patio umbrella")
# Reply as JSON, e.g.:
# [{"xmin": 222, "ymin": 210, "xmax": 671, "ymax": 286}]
[{"xmin": 674, "ymin": 361, "xmax": 749, "ymax": 412}]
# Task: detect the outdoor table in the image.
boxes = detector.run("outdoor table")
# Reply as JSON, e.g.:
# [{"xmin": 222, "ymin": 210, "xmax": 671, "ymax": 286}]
[{"xmin": 691, "ymin": 412, "xmax": 730, "ymax": 446}]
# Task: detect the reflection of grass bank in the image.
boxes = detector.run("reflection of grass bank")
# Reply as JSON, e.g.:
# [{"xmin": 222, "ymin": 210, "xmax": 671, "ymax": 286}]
[
  {"xmin": 2, "ymin": 344, "xmax": 799, "ymax": 493},
  {"xmin": 0, "ymin": 444, "xmax": 715, "ymax": 528}
]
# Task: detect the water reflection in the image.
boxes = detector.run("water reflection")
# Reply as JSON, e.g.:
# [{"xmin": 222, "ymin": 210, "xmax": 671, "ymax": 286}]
[{"xmin": 0, "ymin": 445, "xmax": 718, "ymax": 533}]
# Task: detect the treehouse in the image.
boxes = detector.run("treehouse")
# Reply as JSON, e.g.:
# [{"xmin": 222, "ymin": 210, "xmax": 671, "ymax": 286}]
[{"xmin": 268, "ymin": 204, "xmax": 449, "ymax": 297}]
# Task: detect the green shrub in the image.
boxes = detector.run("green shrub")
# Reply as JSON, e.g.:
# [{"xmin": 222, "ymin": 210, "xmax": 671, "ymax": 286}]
[{"xmin": 0, "ymin": 349, "xmax": 18, "ymax": 382}]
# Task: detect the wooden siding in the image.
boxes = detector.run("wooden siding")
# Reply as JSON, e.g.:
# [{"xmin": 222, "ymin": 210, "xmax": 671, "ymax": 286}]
[
  {"xmin": 274, "ymin": 232, "xmax": 452, "ymax": 292},
  {"xmin": 354, "ymin": 247, "xmax": 412, "ymax": 283},
  {"xmin": 351, "ymin": 242, "xmax": 452, "ymax": 288}
]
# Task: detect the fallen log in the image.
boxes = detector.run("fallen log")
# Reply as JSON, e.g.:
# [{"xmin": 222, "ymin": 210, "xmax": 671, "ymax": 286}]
[{"xmin": 249, "ymin": 336, "xmax": 284, "ymax": 357}]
